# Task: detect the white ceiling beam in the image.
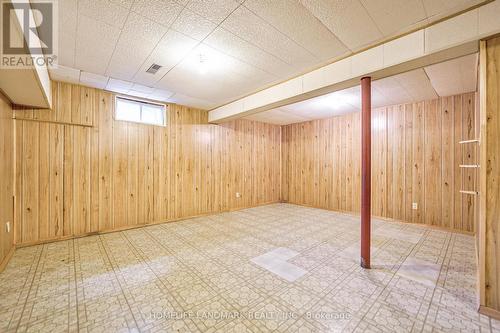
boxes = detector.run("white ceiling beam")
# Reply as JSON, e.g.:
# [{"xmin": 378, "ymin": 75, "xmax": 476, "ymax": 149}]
[{"xmin": 208, "ymin": 1, "xmax": 500, "ymax": 123}]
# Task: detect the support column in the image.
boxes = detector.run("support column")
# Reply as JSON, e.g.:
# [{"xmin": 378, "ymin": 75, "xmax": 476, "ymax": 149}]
[{"xmin": 361, "ymin": 76, "xmax": 371, "ymax": 269}]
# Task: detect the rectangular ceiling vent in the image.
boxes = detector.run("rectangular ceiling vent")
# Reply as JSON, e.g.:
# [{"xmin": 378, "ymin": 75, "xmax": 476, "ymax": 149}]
[{"xmin": 146, "ymin": 63, "xmax": 162, "ymax": 74}]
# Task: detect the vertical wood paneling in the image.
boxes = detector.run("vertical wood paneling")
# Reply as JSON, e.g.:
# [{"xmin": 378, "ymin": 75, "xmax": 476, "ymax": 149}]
[
  {"xmin": 14, "ymin": 81, "xmax": 281, "ymax": 245},
  {"xmin": 404, "ymin": 104, "xmax": 413, "ymax": 222},
  {"xmin": 424, "ymin": 99, "xmax": 442, "ymax": 226},
  {"xmin": 49, "ymin": 124, "xmax": 64, "ymax": 237},
  {"xmin": 63, "ymin": 126, "xmax": 74, "ymax": 236},
  {"xmin": 22, "ymin": 122, "xmax": 39, "ymax": 243},
  {"xmin": 38, "ymin": 123, "xmax": 50, "ymax": 240},
  {"xmin": 0, "ymin": 92, "xmax": 14, "ymax": 268},
  {"xmin": 98, "ymin": 91, "xmax": 113, "ymax": 231},
  {"xmin": 412, "ymin": 102, "xmax": 425, "ymax": 224},
  {"xmin": 441, "ymin": 97, "xmax": 454, "ymax": 229},
  {"xmin": 282, "ymin": 93, "xmax": 476, "ymax": 232},
  {"xmin": 482, "ymin": 37, "xmax": 500, "ymax": 312},
  {"xmin": 453, "ymin": 94, "xmax": 464, "ymax": 230},
  {"xmin": 462, "ymin": 93, "xmax": 476, "ymax": 232}
]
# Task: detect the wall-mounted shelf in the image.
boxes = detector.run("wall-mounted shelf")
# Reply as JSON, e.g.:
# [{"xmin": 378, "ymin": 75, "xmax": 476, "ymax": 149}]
[
  {"xmin": 459, "ymin": 139, "xmax": 480, "ymax": 144},
  {"xmin": 460, "ymin": 190, "xmax": 479, "ymax": 195},
  {"xmin": 459, "ymin": 137, "xmax": 480, "ymax": 196}
]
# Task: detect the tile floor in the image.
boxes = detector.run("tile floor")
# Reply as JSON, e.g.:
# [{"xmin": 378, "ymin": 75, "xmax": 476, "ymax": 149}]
[{"xmin": 0, "ymin": 204, "xmax": 498, "ymax": 333}]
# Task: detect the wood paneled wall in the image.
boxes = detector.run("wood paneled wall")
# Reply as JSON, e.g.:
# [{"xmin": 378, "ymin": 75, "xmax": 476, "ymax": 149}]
[
  {"xmin": 479, "ymin": 36, "xmax": 500, "ymax": 317},
  {"xmin": 282, "ymin": 92, "xmax": 477, "ymax": 232},
  {"xmin": 14, "ymin": 81, "xmax": 281, "ymax": 245},
  {"xmin": 0, "ymin": 92, "xmax": 14, "ymax": 269}
]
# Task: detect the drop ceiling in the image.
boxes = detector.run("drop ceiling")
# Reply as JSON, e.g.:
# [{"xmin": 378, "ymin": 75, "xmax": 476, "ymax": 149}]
[
  {"xmin": 52, "ymin": 0, "xmax": 487, "ymax": 109},
  {"xmin": 244, "ymin": 54, "xmax": 478, "ymax": 125}
]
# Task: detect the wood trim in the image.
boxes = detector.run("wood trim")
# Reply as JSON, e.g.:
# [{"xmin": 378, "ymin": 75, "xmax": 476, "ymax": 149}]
[
  {"xmin": 0, "ymin": 246, "xmax": 15, "ymax": 273},
  {"xmin": 287, "ymin": 201, "xmax": 476, "ymax": 236},
  {"xmin": 14, "ymin": 201, "xmax": 280, "ymax": 248},
  {"xmin": 478, "ymin": 39, "xmax": 487, "ymax": 308},
  {"xmin": 479, "ymin": 306, "xmax": 500, "ymax": 320},
  {"xmin": 10, "ymin": 117, "xmax": 94, "ymax": 128}
]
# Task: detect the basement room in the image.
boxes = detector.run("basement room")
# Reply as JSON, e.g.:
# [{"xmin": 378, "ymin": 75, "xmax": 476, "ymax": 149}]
[{"xmin": 1, "ymin": 0, "xmax": 500, "ymax": 332}]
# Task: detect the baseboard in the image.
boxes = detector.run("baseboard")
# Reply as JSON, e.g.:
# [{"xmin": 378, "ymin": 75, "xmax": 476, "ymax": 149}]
[
  {"xmin": 479, "ymin": 305, "xmax": 500, "ymax": 320},
  {"xmin": 0, "ymin": 245, "xmax": 15, "ymax": 273},
  {"xmin": 15, "ymin": 201, "xmax": 281, "ymax": 248},
  {"xmin": 282, "ymin": 201, "xmax": 475, "ymax": 236}
]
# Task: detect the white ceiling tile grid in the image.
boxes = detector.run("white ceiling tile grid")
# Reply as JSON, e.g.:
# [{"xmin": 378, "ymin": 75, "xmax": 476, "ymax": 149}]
[
  {"xmin": 221, "ymin": 6, "xmax": 317, "ymax": 67},
  {"xmin": 360, "ymin": 0, "xmax": 427, "ymax": 37},
  {"xmin": 130, "ymin": 0, "xmax": 185, "ymax": 27},
  {"xmin": 243, "ymin": 0, "xmax": 349, "ymax": 61},
  {"xmin": 75, "ymin": 15, "xmax": 121, "ymax": 75},
  {"xmin": 299, "ymin": 0, "xmax": 384, "ymax": 50},
  {"xmin": 54, "ymin": 0, "xmax": 488, "ymax": 110}
]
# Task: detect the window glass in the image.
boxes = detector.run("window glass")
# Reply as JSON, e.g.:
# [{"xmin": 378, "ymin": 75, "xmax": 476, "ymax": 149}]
[
  {"xmin": 115, "ymin": 97, "xmax": 166, "ymax": 126},
  {"xmin": 142, "ymin": 104, "xmax": 165, "ymax": 125}
]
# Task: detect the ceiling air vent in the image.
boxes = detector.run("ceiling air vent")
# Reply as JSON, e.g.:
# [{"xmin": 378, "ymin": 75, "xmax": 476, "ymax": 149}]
[{"xmin": 146, "ymin": 63, "xmax": 162, "ymax": 74}]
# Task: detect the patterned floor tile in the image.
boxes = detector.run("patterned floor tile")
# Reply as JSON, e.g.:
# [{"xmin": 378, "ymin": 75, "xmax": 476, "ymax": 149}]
[{"xmin": 0, "ymin": 204, "xmax": 494, "ymax": 332}]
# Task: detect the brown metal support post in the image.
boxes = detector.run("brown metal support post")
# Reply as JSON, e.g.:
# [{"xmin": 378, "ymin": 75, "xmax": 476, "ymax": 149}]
[{"xmin": 361, "ymin": 76, "xmax": 371, "ymax": 269}]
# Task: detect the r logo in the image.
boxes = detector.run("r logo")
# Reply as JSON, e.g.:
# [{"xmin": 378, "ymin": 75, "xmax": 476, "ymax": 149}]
[{"xmin": 1, "ymin": 1, "xmax": 54, "ymax": 55}]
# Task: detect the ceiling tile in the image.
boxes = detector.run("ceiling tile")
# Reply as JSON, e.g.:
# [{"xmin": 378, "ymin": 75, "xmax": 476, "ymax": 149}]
[
  {"xmin": 148, "ymin": 88, "xmax": 175, "ymax": 101},
  {"xmin": 244, "ymin": 108, "xmax": 309, "ymax": 125},
  {"xmin": 300, "ymin": 0, "xmax": 383, "ymax": 50},
  {"xmin": 49, "ymin": 65, "xmax": 81, "ymax": 84},
  {"xmin": 158, "ymin": 67, "xmax": 248, "ymax": 104},
  {"xmin": 120, "ymin": 12, "xmax": 170, "ymax": 45},
  {"xmin": 171, "ymin": 8, "xmax": 217, "ymax": 41},
  {"xmin": 106, "ymin": 78, "xmax": 134, "ymax": 94},
  {"xmin": 110, "ymin": 0, "xmax": 135, "ymax": 9},
  {"xmin": 393, "ymin": 69, "xmax": 438, "ymax": 101},
  {"xmin": 57, "ymin": 0, "xmax": 77, "ymax": 67},
  {"xmin": 243, "ymin": 0, "xmax": 349, "ymax": 61},
  {"xmin": 186, "ymin": 0, "xmax": 241, "ymax": 24},
  {"xmin": 59, "ymin": 0, "xmax": 78, "ymax": 33},
  {"xmin": 372, "ymin": 76, "xmax": 412, "ymax": 106},
  {"xmin": 106, "ymin": 13, "xmax": 169, "ymax": 80},
  {"xmin": 131, "ymin": 83, "xmax": 155, "ymax": 94},
  {"xmin": 360, "ymin": 0, "xmax": 427, "ymax": 36},
  {"xmin": 422, "ymin": 0, "xmax": 485, "ymax": 18},
  {"xmin": 133, "ymin": 30, "xmax": 198, "ymax": 86},
  {"xmin": 155, "ymin": 44, "xmax": 262, "ymax": 104},
  {"xmin": 221, "ymin": 6, "xmax": 316, "ymax": 67},
  {"xmin": 282, "ymin": 87, "xmax": 360, "ymax": 118},
  {"xmin": 169, "ymin": 93, "xmax": 217, "ymax": 110},
  {"xmin": 126, "ymin": 91, "xmax": 152, "ymax": 99},
  {"xmin": 80, "ymin": 71, "xmax": 109, "ymax": 89},
  {"xmin": 131, "ymin": 0, "xmax": 184, "ymax": 27},
  {"xmin": 424, "ymin": 54, "xmax": 478, "ymax": 97},
  {"xmin": 58, "ymin": 31, "xmax": 76, "ymax": 68},
  {"xmin": 75, "ymin": 15, "xmax": 121, "ymax": 75},
  {"xmin": 78, "ymin": 0, "xmax": 129, "ymax": 29},
  {"xmin": 205, "ymin": 28, "xmax": 292, "ymax": 77}
]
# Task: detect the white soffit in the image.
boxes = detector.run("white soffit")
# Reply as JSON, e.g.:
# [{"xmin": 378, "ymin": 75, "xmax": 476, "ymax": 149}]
[{"xmin": 245, "ymin": 53, "xmax": 477, "ymax": 126}]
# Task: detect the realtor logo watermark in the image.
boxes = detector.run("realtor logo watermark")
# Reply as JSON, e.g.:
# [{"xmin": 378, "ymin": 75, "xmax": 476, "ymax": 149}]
[{"xmin": 1, "ymin": 0, "xmax": 57, "ymax": 68}]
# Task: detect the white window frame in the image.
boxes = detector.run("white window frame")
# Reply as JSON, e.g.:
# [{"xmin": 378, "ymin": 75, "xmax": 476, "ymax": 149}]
[{"xmin": 114, "ymin": 96, "xmax": 167, "ymax": 127}]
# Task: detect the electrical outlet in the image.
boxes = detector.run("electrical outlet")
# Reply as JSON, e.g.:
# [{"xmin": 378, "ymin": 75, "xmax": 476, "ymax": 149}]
[
  {"xmin": 412, "ymin": 203, "xmax": 418, "ymax": 210},
  {"xmin": 236, "ymin": 192, "xmax": 241, "ymax": 198},
  {"xmin": 6, "ymin": 221, "xmax": 10, "ymax": 233}
]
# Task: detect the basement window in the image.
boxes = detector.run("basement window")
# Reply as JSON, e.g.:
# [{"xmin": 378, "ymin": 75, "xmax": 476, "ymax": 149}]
[{"xmin": 115, "ymin": 96, "xmax": 166, "ymax": 126}]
